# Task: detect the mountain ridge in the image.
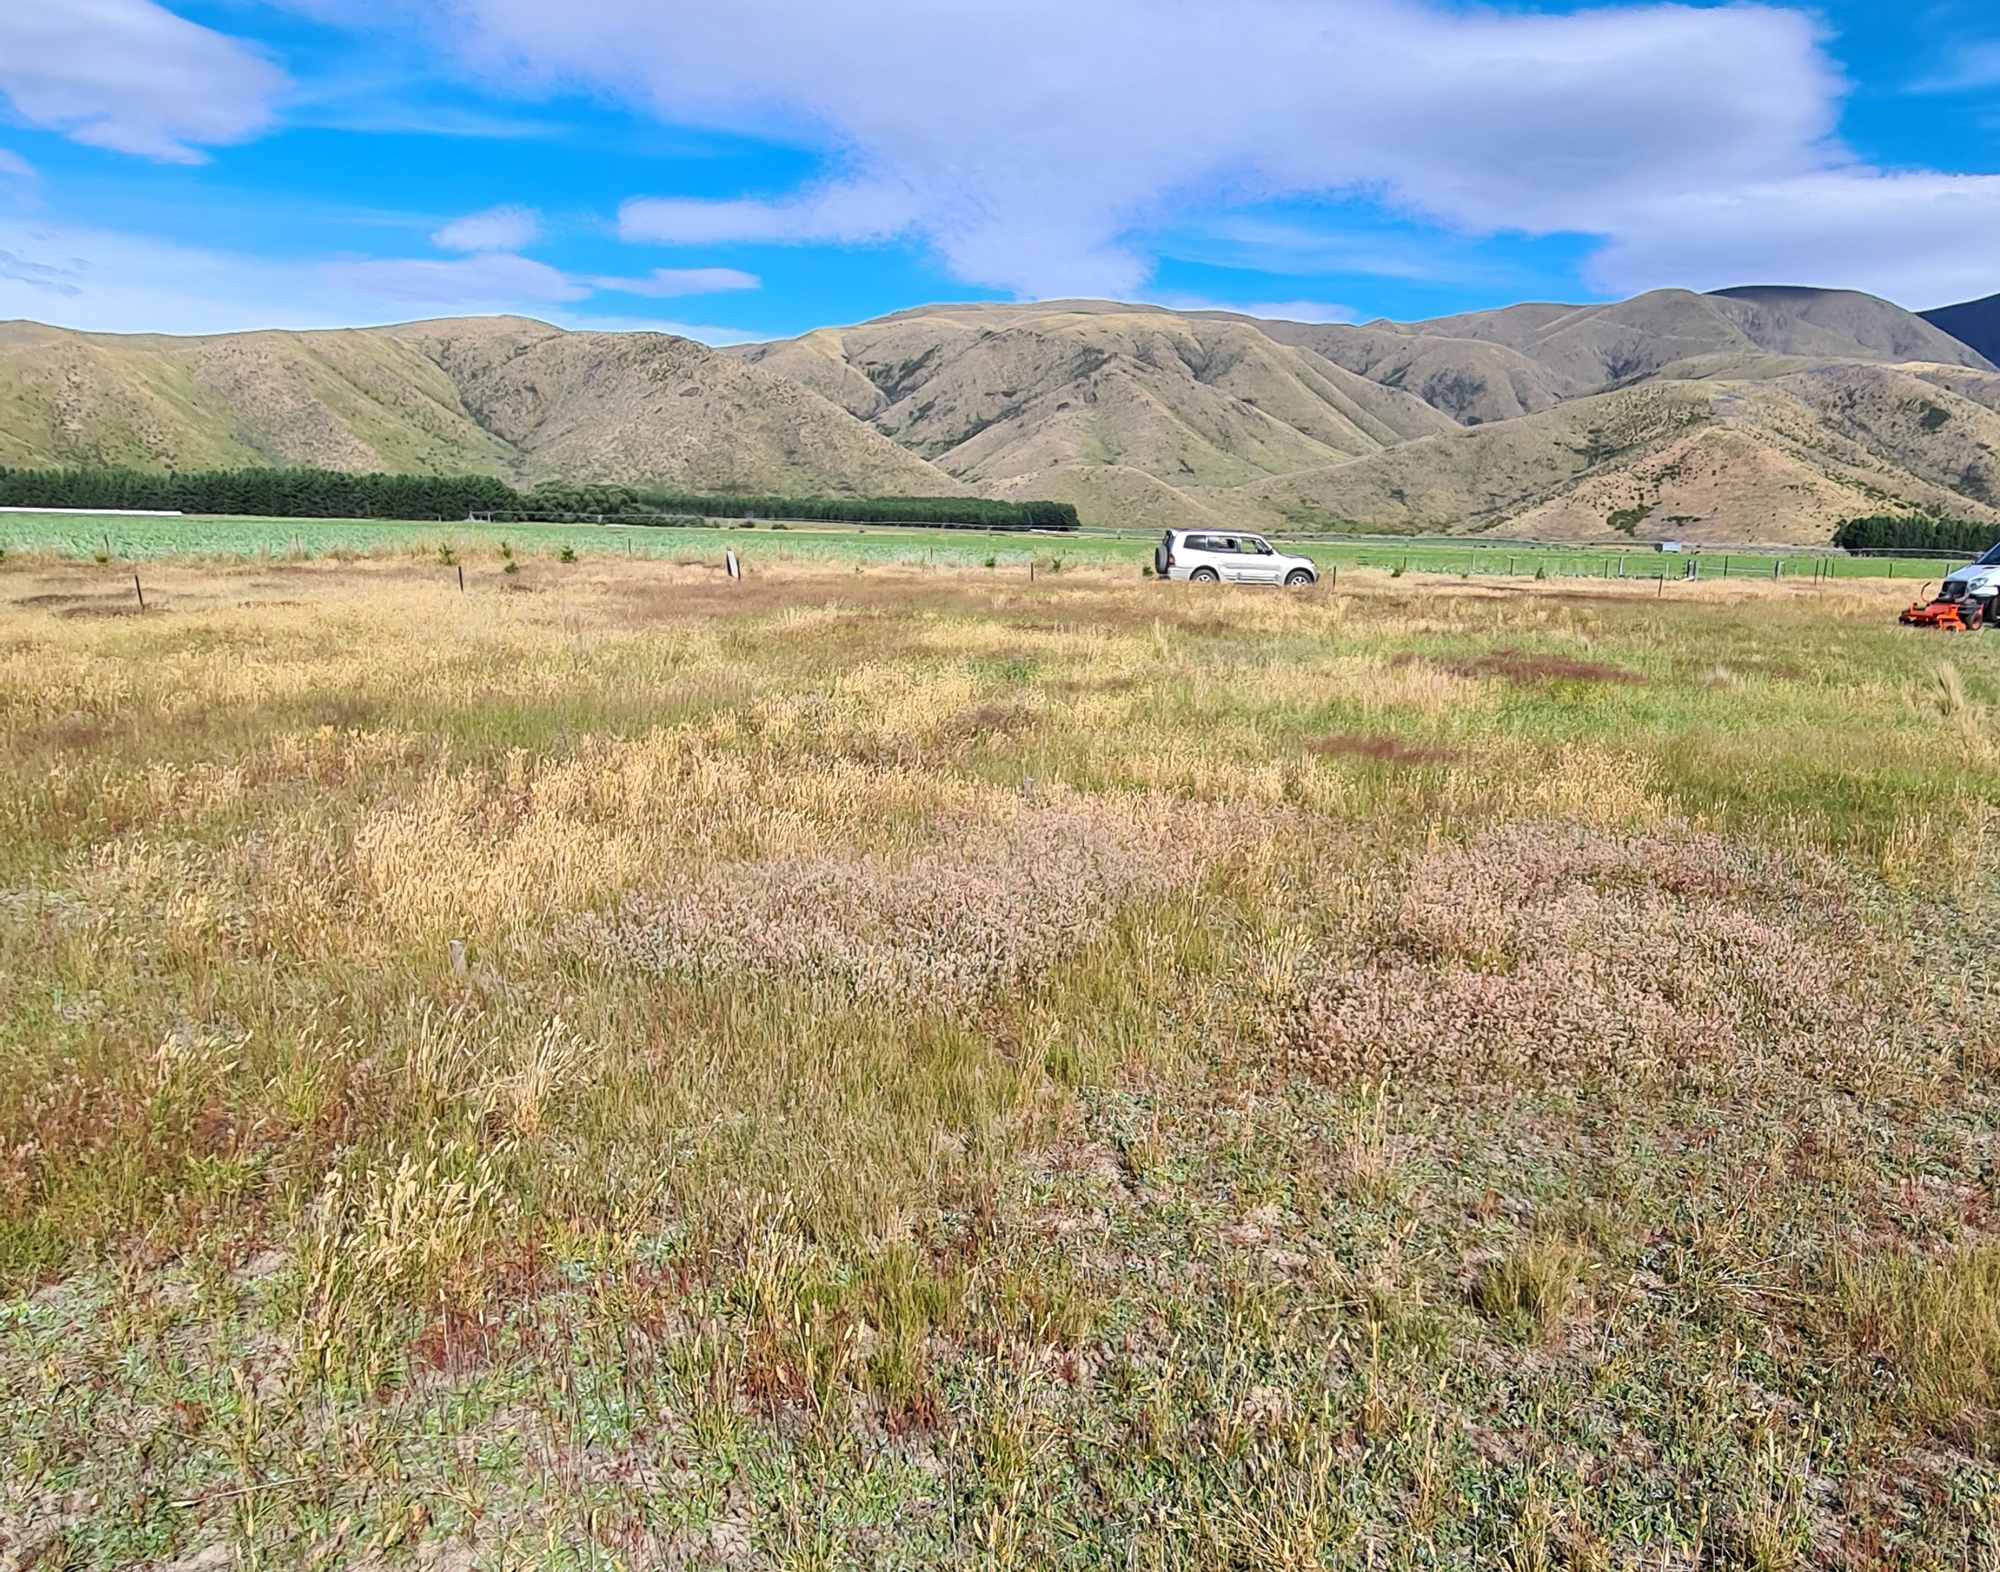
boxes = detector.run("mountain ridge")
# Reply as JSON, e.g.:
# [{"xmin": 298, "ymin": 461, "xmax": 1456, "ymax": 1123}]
[
  {"xmin": 5, "ymin": 279, "xmax": 1998, "ymax": 542},
  {"xmin": 725, "ymin": 286, "xmax": 2000, "ymax": 539}
]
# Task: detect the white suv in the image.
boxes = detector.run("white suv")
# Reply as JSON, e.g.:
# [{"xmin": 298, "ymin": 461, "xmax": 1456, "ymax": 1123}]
[{"xmin": 1155, "ymin": 530, "xmax": 1319, "ymax": 586}]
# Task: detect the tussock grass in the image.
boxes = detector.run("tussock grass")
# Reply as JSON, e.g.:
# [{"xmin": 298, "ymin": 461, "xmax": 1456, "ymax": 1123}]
[
  {"xmin": 1472, "ymin": 1236, "xmax": 1594, "ymax": 1341},
  {"xmin": 3, "ymin": 555, "xmax": 2000, "ymax": 1568},
  {"xmin": 1838, "ymin": 1247, "xmax": 2000, "ymax": 1435}
]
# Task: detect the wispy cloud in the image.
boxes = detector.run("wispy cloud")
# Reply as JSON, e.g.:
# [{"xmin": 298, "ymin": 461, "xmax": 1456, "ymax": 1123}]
[
  {"xmin": 0, "ymin": 0, "xmax": 285, "ymax": 163},
  {"xmin": 328, "ymin": 250, "xmax": 586, "ymax": 304},
  {"xmin": 1147, "ymin": 292, "xmax": 1358, "ymax": 324},
  {"xmin": 1911, "ymin": 40, "xmax": 2000, "ymax": 93},
  {"xmin": 618, "ymin": 182, "xmax": 913, "ymax": 248},
  {"xmin": 0, "ymin": 149, "xmax": 39, "ymax": 202},
  {"xmin": 587, "ymin": 266, "xmax": 760, "ymax": 297},
  {"xmin": 1160, "ymin": 216, "xmax": 1539, "ymax": 289},
  {"xmin": 0, "ymin": 212, "xmax": 760, "ymax": 338},
  {"xmin": 0, "ymin": 247, "xmax": 82, "ymax": 297},
  {"xmin": 432, "ymin": 204, "xmax": 543, "ymax": 253}
]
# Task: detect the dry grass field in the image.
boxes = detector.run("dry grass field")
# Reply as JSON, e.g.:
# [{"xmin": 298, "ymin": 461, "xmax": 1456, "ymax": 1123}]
[{"xmin": 3, "ymin": 547, "xmax": 2000, "ymax": 1569}]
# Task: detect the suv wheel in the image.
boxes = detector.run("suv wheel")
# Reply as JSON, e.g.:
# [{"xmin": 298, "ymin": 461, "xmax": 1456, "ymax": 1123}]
[
  {"xmin": 1285, "ymin": 568, "xmax": 1314, "ymax": 587},
  {"xmin": 1190, "ymin": 567, "xmax": 1220, "ymax": 583}
]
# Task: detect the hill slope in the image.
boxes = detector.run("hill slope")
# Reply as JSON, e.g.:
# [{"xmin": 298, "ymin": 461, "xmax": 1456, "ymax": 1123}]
[
  {"xmin": 0, "ymin": 317, "xmax": 965, "ymax": 497},
  {"xmin": 1923, "ymin": 292, "xmax": 2000, "ymax": 368},
  {"xmin": 1236, "ymin": 364, "xmax": 2000, "ymax": 541},
  {"xmin": 731, "ymin": 288, "xmax": 1999, "ymax": 538},
  {"xmin": 729, "ymin": 306, "xmax": 1456, "ymax": 512},
  {"xmin": 0, "ymin": 319, "xmax": 515, "ymax": 475}
]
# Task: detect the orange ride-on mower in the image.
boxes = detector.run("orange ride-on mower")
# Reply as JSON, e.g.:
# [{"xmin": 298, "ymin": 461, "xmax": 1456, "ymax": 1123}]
[{"xmin": 1902, "ymin": 581, "xmax": 1988, "ymax": 632}]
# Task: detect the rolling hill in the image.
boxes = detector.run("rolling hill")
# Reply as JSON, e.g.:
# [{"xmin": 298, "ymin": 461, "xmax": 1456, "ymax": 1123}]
[
  {"xmin": 5, "ymin": 277, "xmax": 1999, "ymax": 542},
  {"xmin": 727, "ymin": 288, "xmax": 2000, "ymax": 539},
  {"xmin": 1235, "ymin": 362, "xmax": 2000, "ymax": 540},
  {"xmin": 0, "ymin": 316, "xmax": 964, "ymax": 498}
]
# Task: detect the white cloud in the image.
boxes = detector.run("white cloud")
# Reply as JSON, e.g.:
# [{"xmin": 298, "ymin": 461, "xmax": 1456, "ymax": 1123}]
[
  {"xmin": 1913, "ymin": 41, "xmax": 2000, "ymax": 93},
  {"xmin": 1149, "ymin": 293, "xmax": 1359, "ymax": 324},
  {"xmin": 329, "ymin": 250, "xmax": 586, "ymax": 304},
  {"xmin": 431, "ymin": 0, "xmax": 1846, "ymax": 299},
  {"xmin": 557, "ymin": 311, "xmax": 761, "ymax": 342},
  {"xmin": 619, "ymin": 180, "xmax": 916, "ymax": 248},
  {"xmin": 1586, "ymin": 170, "xmax": 2000, "ymax": 309},
  {"xmin": 587, "ymin": 265, "xmax": 761, "ymax": 296},
  {"xmin": 432, "ymin": 204, "xmax": 543, "ymax": 252},
  {"xmin": 0, "ymin": 0, "xmax": 286, "ymax": 163},
  {"xmin": 0, "ymin": 215, "xmax": 760, "ymax": 338},
  {"xmin": 0, "ymin": 149, "xmax": 38, "ymax": 200}
]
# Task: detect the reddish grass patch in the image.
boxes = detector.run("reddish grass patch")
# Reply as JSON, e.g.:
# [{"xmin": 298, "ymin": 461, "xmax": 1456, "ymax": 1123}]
[
  {"xmin": 15, "ymin": 712, "xmax": 119, "ymax": 752},
  {"xmin": 1308, "ymin": 734, "xmax": 1455, "ymax": 767},
  {"xmin": 1395, "ymin": 649, "xmax": 1646, "ymax": 686},
  {"xmin": 953, "ymin": 702, "xmax": 1031, "ymax": 735},
  {"xmin": 409, "ymin": 1303, "xmax": 501, "ymax": 1376}
]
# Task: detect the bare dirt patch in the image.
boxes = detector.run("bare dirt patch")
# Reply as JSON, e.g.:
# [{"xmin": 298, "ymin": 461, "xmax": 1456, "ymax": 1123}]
[
  {"xmin": 951, "ymin": 702, "xmax": 1032, "ymax": 736},
  {"xmin": 60, "ymin": 602, "xmax": 147, "ymax": 619}
]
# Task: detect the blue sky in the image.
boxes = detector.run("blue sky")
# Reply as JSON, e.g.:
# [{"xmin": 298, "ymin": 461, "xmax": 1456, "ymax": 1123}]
[{"xmin": 1, "ymin": 0, "xmax": 1996, "ymax": 342}]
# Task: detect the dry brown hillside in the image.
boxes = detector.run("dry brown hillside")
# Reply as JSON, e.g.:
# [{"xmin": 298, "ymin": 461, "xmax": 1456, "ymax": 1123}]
[
  {"xmin": 731, "ymin": 287, "xmax": 2000, "ymax": 540},
  {"xmin": 1242, "ymin": 319, "xmax": 1563, "ymax": 426},
  {"xmin": 0, "ymin": 316, "xmax": 964, "ymax": 498},
  {"xmin": 381, "ymin": 319, "xmax": 963, "ymax": 495},
  {"xmin": 730, "ymin": 306, "xmax": 1455, "ymax": 500},
  {"xmin": 1379, "ymin": 288, "xmax": 1991, "ymax": 397},
  {"xmin": 1237, "ymin": 365, "xmax": 2000, "ymax": 541}
]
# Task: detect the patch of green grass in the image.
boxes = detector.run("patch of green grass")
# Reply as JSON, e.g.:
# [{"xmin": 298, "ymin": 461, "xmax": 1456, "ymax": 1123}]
[{"xmin": 0, "ymin": 509, "xmax": 1971, "ymax": 583}]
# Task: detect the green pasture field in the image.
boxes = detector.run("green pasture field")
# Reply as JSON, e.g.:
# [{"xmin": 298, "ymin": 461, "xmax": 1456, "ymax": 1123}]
[{"xmin": 0, "ymin": 508, "xmax": 1975, "ymax": 583}]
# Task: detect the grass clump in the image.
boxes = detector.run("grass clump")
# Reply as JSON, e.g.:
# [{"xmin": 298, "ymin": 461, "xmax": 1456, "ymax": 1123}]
[
  {"xmin": 1838, "ymin": 1246, "xmax": 2000, "ymax": 1434},
  {"xmin": 1473, "ymin": 1236, "xmax": 1592, "ymax": 1341}
]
